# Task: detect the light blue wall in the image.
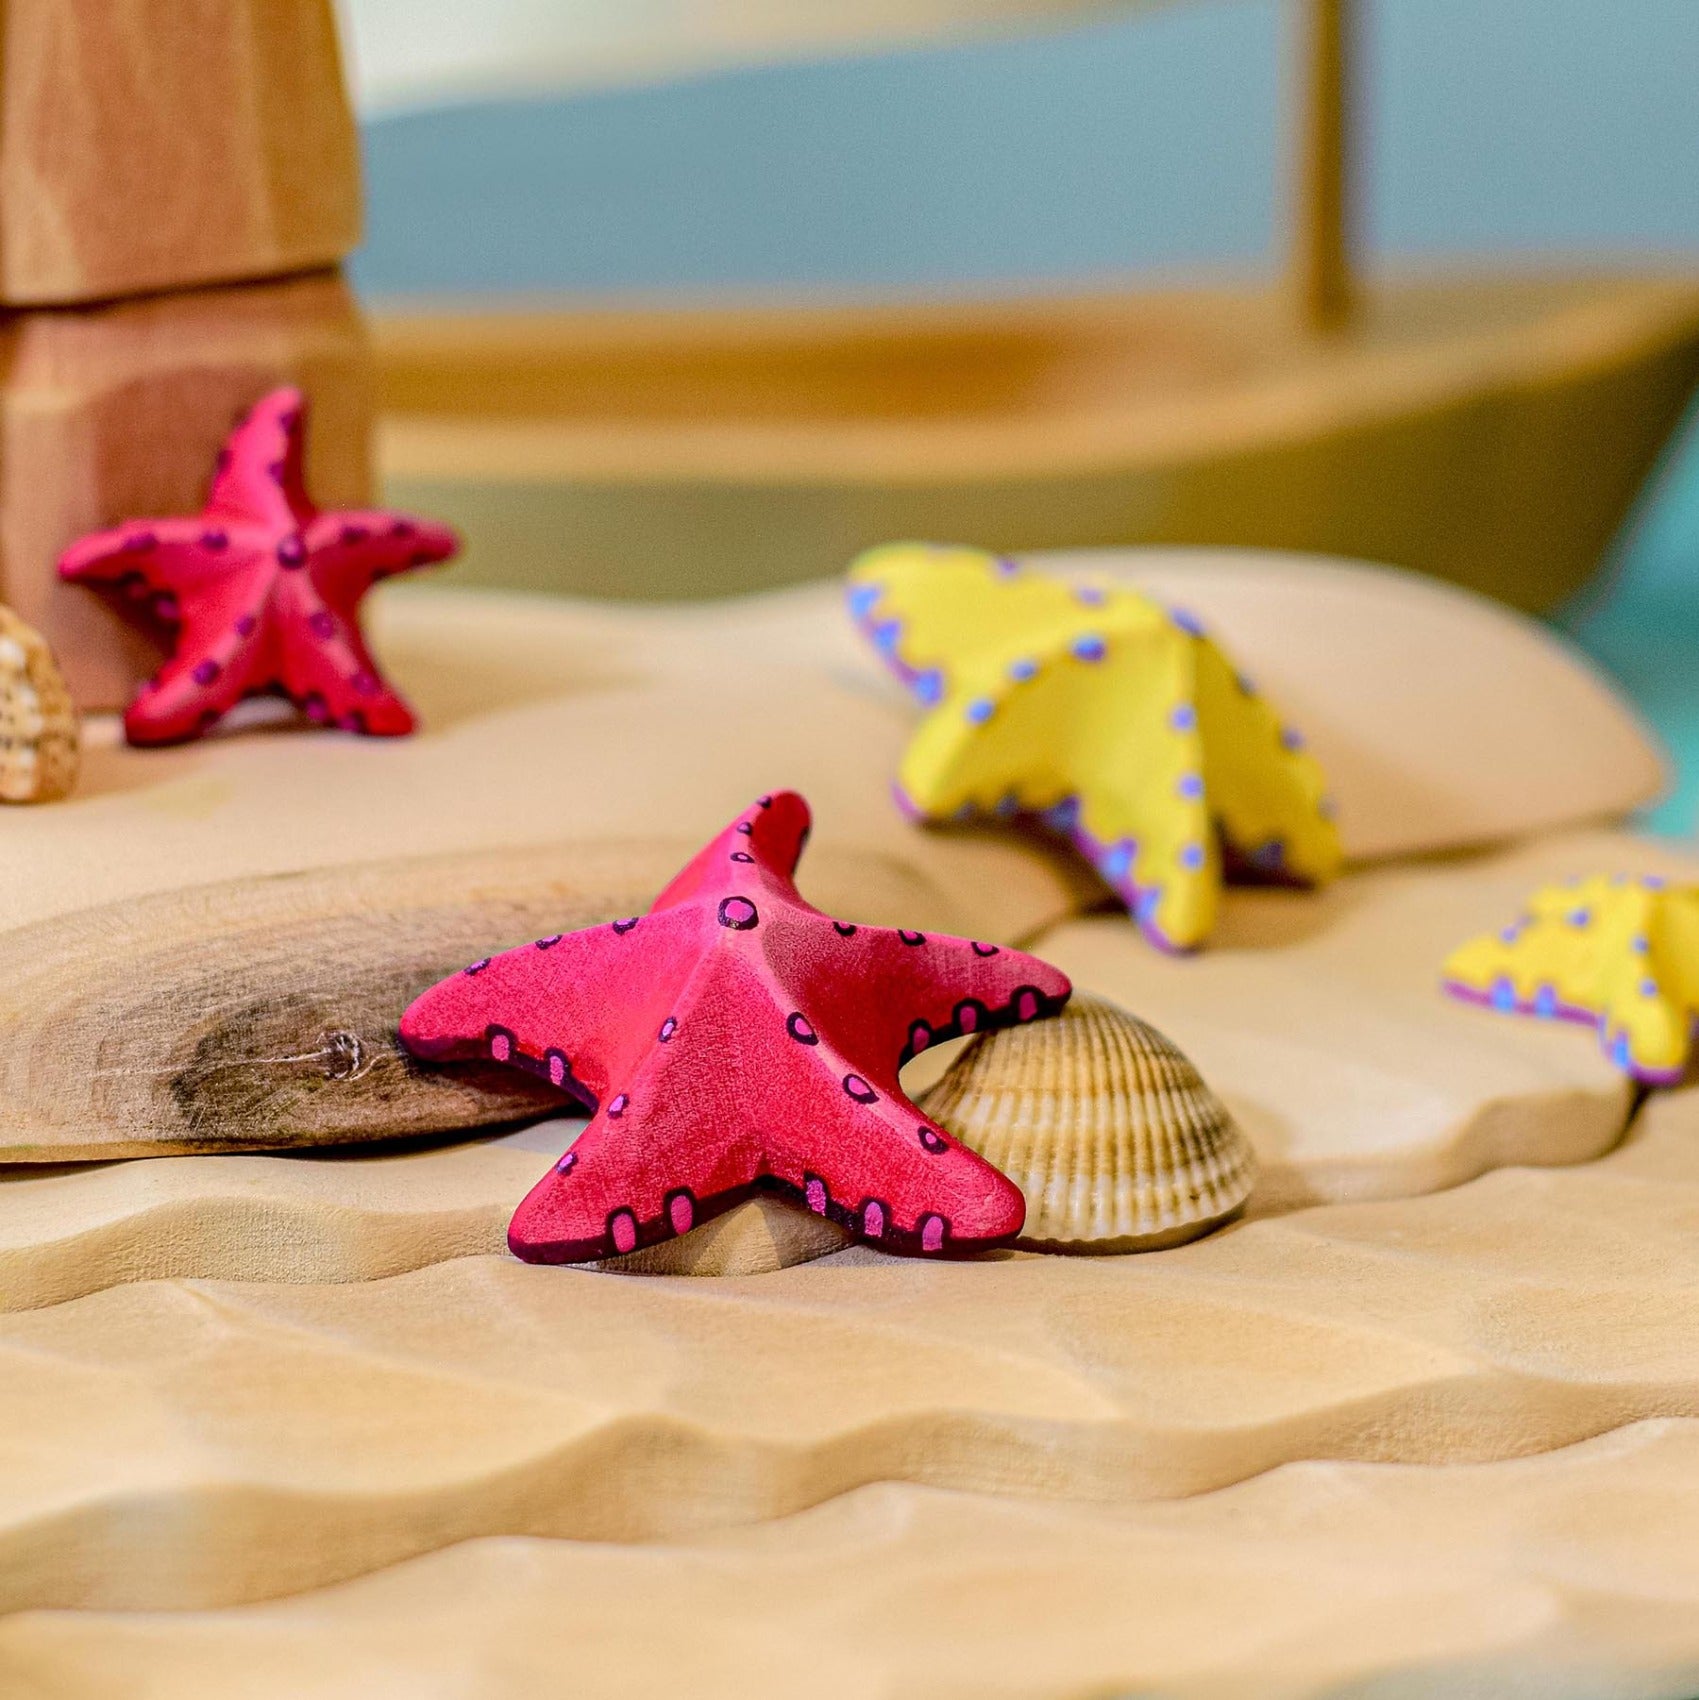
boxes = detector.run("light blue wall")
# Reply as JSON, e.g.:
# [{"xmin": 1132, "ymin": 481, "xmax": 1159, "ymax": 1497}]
[
  {"xmin": 351, "ymin": 0, "xmax": 1699, "ymax": 833},
  {"xmin": 352, "ymin": 0, "xmax": 1699, "ymax": 299}
]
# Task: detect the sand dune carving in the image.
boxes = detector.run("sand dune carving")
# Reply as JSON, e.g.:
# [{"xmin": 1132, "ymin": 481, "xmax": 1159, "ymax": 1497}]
[
  {"xmin": 7, "ymin": 1417, "xmax": 1699, "ymax": 1699},
  {"xmin": 0, "ymin": 1098, "xmax": 1697, "ymax": 1618}
]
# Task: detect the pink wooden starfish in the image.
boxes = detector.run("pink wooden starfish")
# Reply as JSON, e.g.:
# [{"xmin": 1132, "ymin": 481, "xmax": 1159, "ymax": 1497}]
[
  {"xmin": 58, "ymin": 387, "xmax": 457, "ymax": 745},
  {"xmin": 401, "ymin": 791, "xmax": 1072, "ymax": 1263}
]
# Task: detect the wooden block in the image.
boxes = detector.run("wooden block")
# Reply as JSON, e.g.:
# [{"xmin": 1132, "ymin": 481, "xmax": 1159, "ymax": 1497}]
[
  {"xmin": 0, "ymin": 268, "xmax": 373, "ymax": 709},
  {"xmin": 0, "ymin": 0, "xmax": 359, "ymax": 305}
]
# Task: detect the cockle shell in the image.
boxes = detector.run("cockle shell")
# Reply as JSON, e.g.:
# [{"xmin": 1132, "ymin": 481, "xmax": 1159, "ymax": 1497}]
[
  {"xmin": 0, "ymin": 605, "xmax": 78, "ymax": 803},
  {"xmin": 921, "ymin": 993, "xmax": 1256, "ymax": 1252}
]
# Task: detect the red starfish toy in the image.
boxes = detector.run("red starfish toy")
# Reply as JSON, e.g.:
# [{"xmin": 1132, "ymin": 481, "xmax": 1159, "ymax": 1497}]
[
  {"xmin": 401, "ymin": 792, "xmax": 1072, "ymax": 1262},
  {"xmin": 58, "ymin": 387, "xmax": 458, "ymax": 745}
]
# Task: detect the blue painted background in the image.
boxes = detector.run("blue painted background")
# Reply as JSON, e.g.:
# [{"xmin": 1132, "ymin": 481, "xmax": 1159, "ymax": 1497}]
[{"xmin": 350, "ymin": 0, "xmax": 1699, "ymax": 832}]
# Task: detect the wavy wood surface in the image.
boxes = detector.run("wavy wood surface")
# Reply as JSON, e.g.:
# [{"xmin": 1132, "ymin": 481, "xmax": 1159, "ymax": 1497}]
[
  {"xmin": 7, "ymin": 1420, "xmax": 1699, "ymax": 1699},
  {"xmin": 0, "ymin": 1097, "xmax": 1697, "ymax": 1619}
]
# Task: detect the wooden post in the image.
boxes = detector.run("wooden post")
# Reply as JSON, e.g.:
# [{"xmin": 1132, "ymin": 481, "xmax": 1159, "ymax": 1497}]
[{"xmin": 1292, "ymin": 0, "xmax": 1354, "ymax": 332}]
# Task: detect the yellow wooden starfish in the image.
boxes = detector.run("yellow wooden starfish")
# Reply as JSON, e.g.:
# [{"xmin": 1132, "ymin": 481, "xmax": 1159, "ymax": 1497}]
[
  {"xmin": 1444, "ymin": 872, "xmax": 1699, "ymax": 1082},
  {"xmin": 848, "ymin": 543, "xmax": 1340, "ymax": 951}
]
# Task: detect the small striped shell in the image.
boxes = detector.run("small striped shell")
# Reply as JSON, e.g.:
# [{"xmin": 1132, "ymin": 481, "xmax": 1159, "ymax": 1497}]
[
  {"xmin": 0, "ymin": 606, "xmax": 78, "ymax": 803},
  {"xmin": 921, "ymin": 993, "xmax": 1255, "ymax": 1252}
]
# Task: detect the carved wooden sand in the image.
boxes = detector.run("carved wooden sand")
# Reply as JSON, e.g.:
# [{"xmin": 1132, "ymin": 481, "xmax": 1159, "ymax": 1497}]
[{"xmin": 0, "ymin": 836, "xmax": 966, "ymax": 1161}]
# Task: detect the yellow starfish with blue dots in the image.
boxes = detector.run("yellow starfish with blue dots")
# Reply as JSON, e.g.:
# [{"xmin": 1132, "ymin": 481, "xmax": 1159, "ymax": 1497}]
[
  {"xmin": 847, "ymin": 543, "xmax": 1341, "ymax": 951},
  {"xmin": 1445, "ymin": 871, "xmax": 1699, "ymax": 1082}
]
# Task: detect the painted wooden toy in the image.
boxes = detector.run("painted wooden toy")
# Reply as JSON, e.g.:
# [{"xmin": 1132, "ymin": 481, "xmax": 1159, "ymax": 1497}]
[
  {"xmin": 1446, "ymin": 873, "xmax": 1699, "ymax": 1084},
  {"xmin": 401, "ymin": 791, "xmax": 1072, "ymax": 1263},
  {"xmin": 850, "ymin": 542, "xmax": 1340, "ymax": 950},
  {"xmin": 58, "ymin": 389, "xmax": 457, "ymax": 745}
]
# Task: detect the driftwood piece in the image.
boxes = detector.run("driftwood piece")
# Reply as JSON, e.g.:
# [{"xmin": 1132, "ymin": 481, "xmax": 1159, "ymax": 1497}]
[{"xmin": 0, "ymin": 837, "xmax": 968, "ymax": 1162}]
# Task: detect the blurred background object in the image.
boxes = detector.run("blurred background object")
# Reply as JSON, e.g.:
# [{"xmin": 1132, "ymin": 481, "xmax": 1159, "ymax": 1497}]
[{"xmin": 333, "ymin": 0, "xmax": 1699, "ymax": 824}]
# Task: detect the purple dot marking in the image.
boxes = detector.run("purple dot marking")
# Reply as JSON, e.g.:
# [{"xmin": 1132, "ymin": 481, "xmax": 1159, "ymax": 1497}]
[
  {"xmin": 607, "ymin": 1094, "xmax": 629, "ymax": 1118},
  {"xmin": 1169, "ymin": 703, "xmax": 1197, "ymax": 732},
  {"xmin": 971, "ymin": 941, "xmax": 1001, "ymax": 957},
  {"xmin": 612, "ymin": 917, "xmax": 640, "ymax": 935},
  {"xmin": 786, "ymin": 1012, "xmax": 819, "ymax": 1045},
  {"xmin": 1016, "ymin": 989, "xmax": 1040, "ymax": 1022},
  {"xmin": 1177, "ymin": 773, "xmax": 1204, "ymax": 800},
  {"xmin": 909, "ymin": 1020, "xmax": 932, "ymax": 1053},
  {"xmin": 862, "ymin": 1200, "xmax": 885, "ymax": 1238},
  {"xmin": 805, "ymin": 1177, "xmax": 828, "ymax": 1215},
  {"xmin": 918, "ymin": 1126, "xmax": 947, "ymax": 1154},
  {"xmin": 556, "ymin": 1150, "xmax": 577, "ymax": 1176},
  {"xmin": 899, "ymin": 930, "xmax": 927, "ymax": 947},
  {"xmin": 611, "ymin": 1211, "xmax": 638, "ymax": 1255},
  {"xmin": 1179, "ymin": 843, "xmax": 1205, "ymax": 871},
  {"xmin": 235, "ymin": 614, "xmax": 259, "ymax": 638},
  {"xmin": 842, "ymin": 1074, "xmax": 877, "ymax": 1104},
  {"xmin": 191, "ymin": 659, "xmax": 221, "ymax": 686},
  {"xmin": 1008, "ymin": 657, "xmax": 1038, "ymax": 682},
  {"xmin": 276, "ymin": 534, "xmax": 306, "ymax": 568},
  {"xmin": 659, "ymin": 1016, "xmax": 678, "ymax": 1042},
  {"xmin": 965, "ymin": 697, "xmax": 996, "ymax": 724},
  {"xmin": 200, "ymin": 528, "xmax": 228, "ymax": 551},
  {"xmin": 669, "ymin": 1194, "xmax": 694, "ymax": 1235},
  {"xmin": 1071, "ymin": 634, "xmax": 1107, "ymax": 663},
  {"xmin": 490, "ymin": 1033, "xmax": 512, "ymax": 1062},
  {"xmin": 548, "ymin": 1053, "xmax": 567, "ymax": 1087},
  {"xmin": 465, "ymin": 958, "xmax": 490, "ymax": 976},
  {"xmin": 833, "ymin": 921, "xmax": 858, "ymax": 938},
  {"xmin": 920, "ymin": 1216, "xmax": 946, "ymax": 1253},
  {"xmin": 718, "ymin": 897, "xmax": 759, "ymax": 931},
  {"xmin": 308, "ymin": 611, "xmax": 336, "ymax": 640}
]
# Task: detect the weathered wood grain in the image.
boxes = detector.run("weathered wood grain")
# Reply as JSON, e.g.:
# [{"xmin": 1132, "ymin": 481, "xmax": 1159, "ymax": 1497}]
[{"xmin": 0, "ymin": 837, "xmax": 965, "ymax": 1161}]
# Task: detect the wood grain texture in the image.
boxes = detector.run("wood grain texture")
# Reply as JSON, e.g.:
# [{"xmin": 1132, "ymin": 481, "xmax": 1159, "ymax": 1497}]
[
  {"xmin": 0, "ymin": 270, "xmax": 372, "ymax": 710},
  {"xmin": 6, "ymin": 1423, "xmax": 1698, "ymax": 1700},
  {"xmin": 0, "ymin": 836, "xmax": 967, "ymax": 1161},
  {"xmin": 0, "ymin": 1100, "xmax": 1696, "ymax": 1615},
  {"xmin": 0, "ymin": 0, "xmax": 359, "ymax": 305},
  {"xmin": 376, "ymin": 272, "xmax": 1699, "ymax": 613}
]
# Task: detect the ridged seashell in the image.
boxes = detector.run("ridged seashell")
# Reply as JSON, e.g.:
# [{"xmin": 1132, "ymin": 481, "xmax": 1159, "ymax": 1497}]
[
  {"xmin": 0, "ymin": 605, "xmax": 78, "ymax": 803},
  {"xmin": 921, "ymin": 993, "xmax": 1255, "ymax": 1252}
]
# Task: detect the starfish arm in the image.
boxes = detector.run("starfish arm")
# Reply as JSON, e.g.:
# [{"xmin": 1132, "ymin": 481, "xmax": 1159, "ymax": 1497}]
[
  {"xmin": 203, "ymin": 388, "xmax": 315, "ymax": 531},
  {"xmin": 121, "ymin": 623, "xmax": 271, "ymax": 746},
  {"xmin": 271, "ymin": 575, "xmax": 416, "ymax": 736},
  {"xmin": 1193, "ymin": 636, "xmax": 1340, "ymax": 888},
  {"xmin": 399, "ymin": 907, "xmax": 699, "ymax": 1107},
  {"xmin": 57, "ymin": 518, "xmax": 273, "ymax": 600},
  {"xmin": 784, "ymin": 910, "xmax": 1071, "ymax": 1072},
  {"xmin": 848, "ymin": 543, "xmax": 1091, "ymax": 704},
  {"xmin": 650, "ymin": 790, "xmax": 812, "ymax": 912},
  {"xmin": 303, "ymin": 510, "xmax": 459, "ymax": 612}
]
